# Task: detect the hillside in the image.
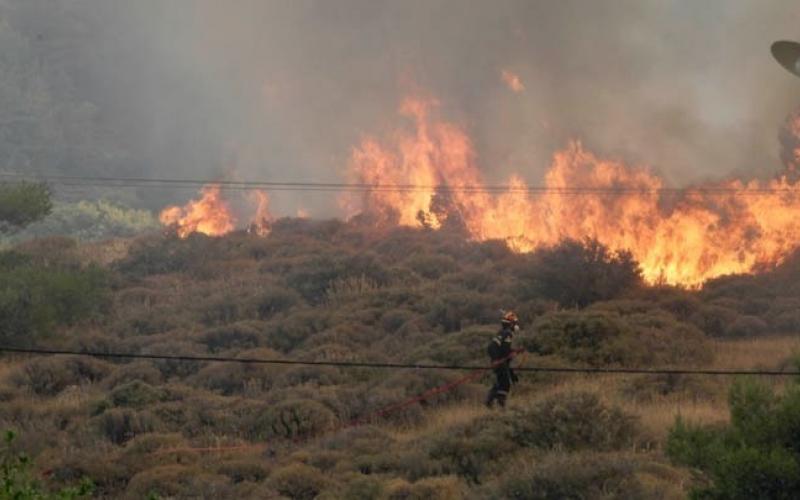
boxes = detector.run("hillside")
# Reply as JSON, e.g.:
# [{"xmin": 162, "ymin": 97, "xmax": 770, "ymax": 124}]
[{"xmin": 2, "ymin": 220, "xmax": 800, "ymax": 498}]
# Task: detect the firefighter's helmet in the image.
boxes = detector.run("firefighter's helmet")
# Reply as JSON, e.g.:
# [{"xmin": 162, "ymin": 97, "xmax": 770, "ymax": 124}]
[{"xmin": 501, "ymin": 310, "xmax": 519, "ymax": 325}]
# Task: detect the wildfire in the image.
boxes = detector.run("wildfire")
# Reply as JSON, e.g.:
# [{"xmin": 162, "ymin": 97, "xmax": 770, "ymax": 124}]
[
  {"xmin": 160, "ymin": 185, "xmax": 273, "ymax": 239},
  {"xmin": 501, "ymin": 69, "xmax": 525, "ymax": 93},
  {"xmin": 345, "ymin": 98, "xmax": 800, "ymax": 286},
  {"xmin": 248, "ymin": 190, "xmax": 272, "ymax": 236},
  {"xmin": 159, "ymin": 184, "xmax": 236, "ymax": 238}
]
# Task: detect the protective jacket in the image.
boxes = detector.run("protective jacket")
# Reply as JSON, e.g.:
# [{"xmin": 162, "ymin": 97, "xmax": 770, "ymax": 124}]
[{"xmin": 486, "ymin": 325, "xmax": 518, "ymax": 408}]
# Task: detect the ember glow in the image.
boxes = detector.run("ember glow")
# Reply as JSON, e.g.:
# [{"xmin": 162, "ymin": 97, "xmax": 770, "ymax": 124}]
[
  {"xmin": 501, "ymin": 69, "xmax": 525, "ymax": 93},
  {"xmin": 159, "ymin": 185, "xmax": 236, "ymax": 238},
  {"xmin": 345, "ymin": 98, "xmax": 800, "ymax": 286}
]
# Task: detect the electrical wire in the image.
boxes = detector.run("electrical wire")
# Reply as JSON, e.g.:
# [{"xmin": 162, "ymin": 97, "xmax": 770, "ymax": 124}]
[
  {"xmin": 0, "ymin": 345, "xmax": 797, "ymax": 377},
  {"xmin": 2, "ymin": 172, "xmax": 799, "ymax": 195}
]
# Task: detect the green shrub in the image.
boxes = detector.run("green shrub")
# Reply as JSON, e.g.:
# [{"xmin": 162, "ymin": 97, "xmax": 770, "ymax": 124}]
[
  {"xmin": 528, "ymin": 310, "xmax": 635, "ymax": 366},
  {"xmin": 216, "ymin": 459, "xmax": 270, "ymax": 483},
  {"xmin": 0, "ymin": 252, "xmax": 109, "ymax": 344},
  {"xmin": 666, "ymin": 378, "xmax": 800, "ymax": 498},
  {"xmin": 522, "ymin": 238, "xmax": 642, "ymax": 307},
  {"xmin": 1, "ymin": 430, "xmax": 93, "ymax": 500},
  {"xmin": 725, "ymin": 315, "xmax": 769, "ymax": 338}
]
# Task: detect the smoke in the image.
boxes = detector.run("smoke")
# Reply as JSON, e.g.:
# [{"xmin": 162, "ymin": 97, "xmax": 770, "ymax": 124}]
[{"xmin": 6, "ymin": 0, "xmax": 800, "ymax": 215}]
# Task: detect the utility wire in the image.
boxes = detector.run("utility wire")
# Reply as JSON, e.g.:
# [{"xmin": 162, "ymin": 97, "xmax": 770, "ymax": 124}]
[
  {"xmin": 1, "ymin": 346, "xmax": 798, "ymax": 377},
  {"xmin": 2, "ymin": 173, "xmax": 799, "ymax": 195}
]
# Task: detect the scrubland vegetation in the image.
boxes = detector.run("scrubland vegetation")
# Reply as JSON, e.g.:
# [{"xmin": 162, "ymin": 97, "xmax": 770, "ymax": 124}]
[{"xmin": 2, "ymin": 219, "xmax": 800, "ymax": 498}]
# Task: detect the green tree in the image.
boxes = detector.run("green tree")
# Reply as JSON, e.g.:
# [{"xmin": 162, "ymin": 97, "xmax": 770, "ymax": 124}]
[
  {"xmin": 1, "ymin": 430, "xmax": 93, "ymax": 499},
  {"xmin": 525, "ymin": 238, "xmax": 642, "ymax": 308},
  {"xmin": 667, "ymin": 378, "xmax": 800, "ymax": 499},
  {"xmin": 0, "ymin": 182, "xmax": 52, "ymax": 233}
]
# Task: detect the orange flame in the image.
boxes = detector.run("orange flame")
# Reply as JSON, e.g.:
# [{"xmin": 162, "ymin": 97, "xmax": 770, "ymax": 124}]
[
  {"xmin": 345, "ymin": 98, "xmax": 800, "ymax": 286},
  {"xmin": 501, "ymin": 69, "xmax": 525, "ymax": 93},
  {"xmin": 159, "ymin": 185, "xmax": 236, "ymax": 238},
  {"xmin": 248, "ymin": 190, "xmax": 273, "ymax": 236}
]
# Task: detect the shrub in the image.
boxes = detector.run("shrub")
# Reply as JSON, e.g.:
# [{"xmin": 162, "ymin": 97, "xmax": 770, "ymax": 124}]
[
  {"xmin": 494, "ymin": 453, "xmax": 647, "ymax": 500},
  {"xmin": 666, "ymin": 379, "xmax": 800, "ymax": 498},
  {"xmin": 689, "ymin": 304, "xmax": 739, "ymax": 337},
  {"xmin": 528, "ymin": 311, "xmax": 636, "ymax": 366},
  {"xmin": 199, "ymin": 321, "xmax": 265, "ymax": 352},
  {"xmin": 126, "ymin": 465, "xmax": 231, "ymax": 498},
  {"xmin": 256, "ymin": 286, "xmax": 301, "ymax": 319},
  {"xmin": 92, "ymin": 408, "xmax": 161, "ymax": 444},
  {"xmin": 428, "ymin": 416, "xmax": 517, "ymax": 484},
  {"xmin": 106, "ymin": 381, "xmax": 168, "ymax": 409},
  {"xmin": 522, "ymin": 238, "xmax": 642, "ymax": 307},
  {"xmin": 267, "ymin": 463, "xmax": 330, "ymax": 500},
  {"xmin": 1, "ymin": 430, "xmax": 93, "ymax": 499},
  {"xmin": 216, "ymin": 459, "xmax": 270, "ymax": 483},
  {"xmin": 510, "ymin": 392, "xmax": 639, "ymax": 451},
  {"xmin": 11, "ymin": 356, "xmax": 111, "ymax": 396},
  {"xmin": 725, "ymin": 315, "xmax": 769, "ymax": 338},
  {"xmin": 0, "ymin": 254, "xmax": 109, "ymax": 345},
  {"xmin": 249, "ymin": 399, "xmax": 336, "ymax": 440}
]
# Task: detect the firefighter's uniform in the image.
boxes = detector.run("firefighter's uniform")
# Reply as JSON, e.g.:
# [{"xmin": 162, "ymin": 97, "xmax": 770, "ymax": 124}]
[{"xmin": 486, "ymin": 312, "xmax": 519, "ymax": 408}]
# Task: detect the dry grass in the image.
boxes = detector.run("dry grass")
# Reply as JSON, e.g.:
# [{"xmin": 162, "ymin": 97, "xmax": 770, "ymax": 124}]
[{"xmin": 711, "ymin": 336, "xmax": 800, "ymax": 370}]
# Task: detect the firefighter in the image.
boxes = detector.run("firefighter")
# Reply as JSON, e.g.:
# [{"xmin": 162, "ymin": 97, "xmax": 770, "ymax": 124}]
[{"xmin": 485, "ymin": 310, "xmax": 520, "ymax": 408}]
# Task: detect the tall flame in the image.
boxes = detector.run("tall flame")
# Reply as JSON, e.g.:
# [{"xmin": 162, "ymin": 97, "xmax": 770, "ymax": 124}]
[
  {"xmin": 159, "ymin": 184, "xmax": 236, "ymax": 238},
  {"xmin": 248, "ymin": 189, "xmax": 273, "ymax": 236},
  {"xmin": 345, "ymin": 98, "xmax": 800, "ymax": 286}
]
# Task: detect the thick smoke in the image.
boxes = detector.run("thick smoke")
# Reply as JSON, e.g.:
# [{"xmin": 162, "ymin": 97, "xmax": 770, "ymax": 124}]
[{"xmin": 2, "ymin": 0, "xmax": 799, "ymax": 215}]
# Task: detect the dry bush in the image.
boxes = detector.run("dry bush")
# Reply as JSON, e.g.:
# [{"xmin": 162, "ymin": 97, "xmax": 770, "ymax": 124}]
[
  {"xmin": 510, "ymin": 391, "xmax": 639, "ymax": 451},
  {"xmin": 101, "ymin": 361, "xmax": 162, "ymax": 389},
  {"xmin": 105, "ymin": 380, "xmax": 169, "ymax": 409},
  {"xmin": 11, "ymin": 356, "xmax": 111, "ymax": 396},
  {"xmin": 198, "ymin": 321, "xmax": 266, "ymax": 352},
  {"xmin": 216, "ymin": 459, "xmax": 270, "ymax": 483},
  {"xmin": 491, "ymin": 452, "xmax": 651, "ymax": 500},
  {"xmin": 384, "ymin": 475, "xmax": 467, "ymax": 500},
  {"xmin": 125, "ymin": 464, "xmax": 232, "ymax": 499},
  {"xmin": 725, "ymin": 315, "xmax": 769, "ymax": 338},
  {"xmin": 248, "ymin": 399, "xmax": 336, "ymax": 440},
  {"xmin": 267, "ymin": 463, "xmax": 331, "ymax": 500},
  {"xmin": 91, "ymin": 408, "xmax": 162, "ymax": 444}
]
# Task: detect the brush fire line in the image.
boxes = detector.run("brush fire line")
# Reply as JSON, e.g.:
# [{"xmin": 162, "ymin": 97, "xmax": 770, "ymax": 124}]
[{"xmin": 160, "ymin": 96, "xmax": 800, "ymax": 289}]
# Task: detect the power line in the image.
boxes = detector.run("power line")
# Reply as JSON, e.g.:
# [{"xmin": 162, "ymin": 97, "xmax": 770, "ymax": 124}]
[
  {"xmin": 2, "ymin": 172, "xmax": 799, "ymax": 195},
  {"xmin": 1, "ymin": 345, "xmax": 797, "ymax": 377}
]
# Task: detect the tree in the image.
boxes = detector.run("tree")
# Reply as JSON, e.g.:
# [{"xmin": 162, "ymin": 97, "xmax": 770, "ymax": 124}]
[
  {"xmin": 524, "ymin": 238, "xmax": 642, "ymax": 308},
  {"xmin": 0, "ymin": 182, "xmax": 52, "ymax": 233},
  {"xmin": 667, "ymin": 377, "xmax": 800, "ymax": 499}
]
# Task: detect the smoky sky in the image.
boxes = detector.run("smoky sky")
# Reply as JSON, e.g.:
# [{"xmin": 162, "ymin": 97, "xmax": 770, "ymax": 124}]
[{"xmin": 8, "ymin": 0, "xmax": 800, "ymax": 215}]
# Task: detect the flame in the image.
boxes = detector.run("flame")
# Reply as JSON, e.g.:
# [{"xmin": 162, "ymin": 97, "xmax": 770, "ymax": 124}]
[
  {"xmin": 501, "ymin": 69, "xmax": 525, "ymax": 93},
  {"xmin": 159, "ymin": 184, "xmax": 236, "ymax": 238},
  {"xmin": 248, "ymin": 189, "xmax": 273, "ymax": 236},
  {"xmin": 345, "ymin": 98, "xmax": 800, "ymax": 286}
]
